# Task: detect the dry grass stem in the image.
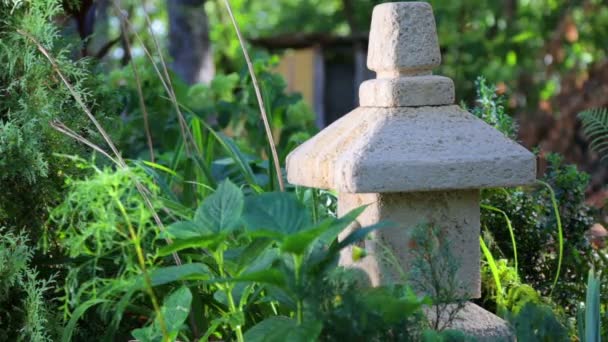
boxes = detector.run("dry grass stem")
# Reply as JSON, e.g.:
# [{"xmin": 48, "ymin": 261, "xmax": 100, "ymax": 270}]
[{"xmin": 222, "ymin": 0, "xmax": 285, "ymax": 192}]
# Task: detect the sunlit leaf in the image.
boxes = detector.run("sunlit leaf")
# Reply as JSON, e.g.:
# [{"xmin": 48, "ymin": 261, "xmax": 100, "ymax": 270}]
[
  {"xmin": 166, "ymin": 221, "xmax": 210, "ymax": 239},
  {"xmin": 149, "ymin": 263, "xmax": 211, "ymax": 286},
  {"xmin": 243, "ymin": 192, "xmax": 311, "ymax": 235},
  {"xmin": 244, "ymin": 316, "xmax": 322, "ymax": 342},
  {"xmin": 194, "ymin": 179, "xmax": 244, "ymax": 233}
]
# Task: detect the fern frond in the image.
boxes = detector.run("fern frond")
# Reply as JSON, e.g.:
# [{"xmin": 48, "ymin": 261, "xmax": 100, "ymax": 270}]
[{"xmin": 578, "ymin": 108, "xmax": 608, "ymax": 162}]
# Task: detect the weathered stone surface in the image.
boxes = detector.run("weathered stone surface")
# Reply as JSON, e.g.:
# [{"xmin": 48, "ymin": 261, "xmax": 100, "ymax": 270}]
[
  {"xmin": 286, "ymin": 2, "xmax": 532, "ymax": 338},
  {"xmin": 338, "ymin": 190, "xmax": 481, "ymax": 298},
  {"xmin": 367, "ymin": 2, "xmax": 441, "ymax": 77},
  {"xmin": 359, "ymin": 75, "xmax": 454, "ymax": 107},
  {"xmin": 426, "ymin": 302, "xmax": 515, "ymax": 341},
  {"xmin": 286, "ymin": 105, "xmax": 536, "ymax": 193}
]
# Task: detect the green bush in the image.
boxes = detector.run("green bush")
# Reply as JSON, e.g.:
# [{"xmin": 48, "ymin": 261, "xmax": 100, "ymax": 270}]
[
  {"xmin": 0, "ymin": 0, "xmax": 116, "ymax": 242},
  {"xmin": 0, "ymin": 228, "xmax": 58, "ymax": 341}
]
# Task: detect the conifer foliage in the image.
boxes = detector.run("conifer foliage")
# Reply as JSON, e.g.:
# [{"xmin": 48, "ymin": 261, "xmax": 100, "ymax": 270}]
[{"xmin": 0, "ymin": 0, "xmax": 113, "ymax": 237}]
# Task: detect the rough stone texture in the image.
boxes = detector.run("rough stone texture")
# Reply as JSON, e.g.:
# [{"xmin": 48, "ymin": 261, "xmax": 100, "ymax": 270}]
[
  {"xmin": 426, "ymin": 302, "xmax": 515, "ymax": 341},
  {"xmin": 338, "ymin": 191, "xmax": 481, "ymax": 298},
  {"xmin": 367, "ymin": 2, "xmax": 441, "ymax": 77},
  {"xmin": 359, "ymin": 75, "xmax": 454, "ymax": 107},
  {"xmin": 286, "ymin": 2, "xmax": 532, "ymax": 339},
  {"xmin": 286, "ymin": 105, "xmax": 536, "ymax": 193}
]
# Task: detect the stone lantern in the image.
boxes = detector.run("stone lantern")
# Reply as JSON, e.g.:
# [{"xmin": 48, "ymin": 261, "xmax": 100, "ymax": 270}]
[{"xmin": 286, "ymin": 2, "xmax": 535, "ymax": 340}]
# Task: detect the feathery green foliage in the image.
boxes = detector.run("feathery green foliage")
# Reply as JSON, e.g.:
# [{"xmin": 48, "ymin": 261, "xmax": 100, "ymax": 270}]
[
  {"xmin": 49, "ymin": 158, "xmax": 165, "ymax": 341},
  {"xmin": 0, "ymin": 228, "xmax": 58, "ymax": 341},
  {"xmin": 579, "ymin": 108, "xmax": 608, "ymax": 162},
  {"xmin": 0, "ymin": 0, "xmax": 116, "ymax": 240}
]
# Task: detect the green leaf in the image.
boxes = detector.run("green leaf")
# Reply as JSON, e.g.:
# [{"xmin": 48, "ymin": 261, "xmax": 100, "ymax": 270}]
[
  {"xmin": 235, "ymin": 238, "xmax": 275, "ymax": 273},
  {"xmin": 583, "ymin": 270, "xmax": 601, "ymax": 342},
  {"xmin": 337, "ymin": 221, "xmax": 392, "ymax": 250},
  {"xmin": 244, "ymin": 316, "xmax": 322, "ymax": 342},
  {"xmin": 163, "ymin": 287, "xmax": 193, "ymax": 332},
  {"xmin": 243, "ymin": 192, "xmax": 311, "ymax": 235},
  {"xmin": 361, "ymin": 287, "xmax": 425, "ymax": 324},
  {"xmin": 194, "ymin": 180, "xmax": 244, "ymax": 234},
  {"xmin": 236, "ymin": 269, "xmax": 287, "ymax": 287},
  {"xmin": 62, "ymin": 299, "xmax": 109, "ymax": 342},
  {"xmin": 211, "ymin": 73, "xmax": 239, "ymax": 101},
  {"xmin": 131, "ymin": 326, "xmax": 161, "ymax": 342},
  {"xmin": 158, "ymin": 235, "xmax": 226, "ymax": 256},
  {"xmin": 149, "ymin": 263, "xmax": 211, "ymax": 286},
  {"xmin": 281, "ymin": 224, "xmax": 332, "ymax": 255},
  {"xmin": 166, "ymin": 221, "xmax": 210, "ymax": 239},
  {"xmin": 317, "ymin": 206, "xmax": 366, "ymax": 245},
  {"xmin": 132, "ymin": 287, "xmax": 193, "ymax": 341}
]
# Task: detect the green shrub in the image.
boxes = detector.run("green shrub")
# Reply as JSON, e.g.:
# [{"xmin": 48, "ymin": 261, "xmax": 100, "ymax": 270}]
[
  {"xmin": 0, "ymin": 0, "xmax": 116, "ymax": 242},
  {"xmin": 0, "ymin": 228, "xmax": 58, "ymax": 341}
]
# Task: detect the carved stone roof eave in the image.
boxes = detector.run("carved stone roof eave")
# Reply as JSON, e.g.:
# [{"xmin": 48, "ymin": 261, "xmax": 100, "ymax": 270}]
[{"xmin": 286, "ymin": 105, "xmax": 537, "ymax": 193}]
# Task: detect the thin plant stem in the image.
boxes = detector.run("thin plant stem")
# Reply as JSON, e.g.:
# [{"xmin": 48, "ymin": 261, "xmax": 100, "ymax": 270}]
[
  {"xmin": 112, "ymin": 2, "xmax": 199, "ymax": 157},
  {"xmin": 216, "ymin": 250, "xmax": 245, "ymax": 342},
  {"xmin": 50, "ymin": 120, "xmax": 119, "ymax": 165},
  {"xmin": 116, "ymin": 11, "xmax": 155, "ymax": 163},
  {"xmin": 481, "ymin": 203, "xmax": 518, "ymax": 276},
  {"xmin": 222, "ymin": 0, "xmax": 285, "ymax": 192},
  {"xmin": 537, "ymin": 180, "xmax": 564, "ymax": 298},
  {"xmin": 480, "ymin": 235, "xmax": 504, "ymax": 304},
  {"xmin": 114, "ymin": 196, "xmax": 170, "ymax": 341},
  {"xmin": 292, "ymin": 254, "xmax": 304, "ymax": 324}
]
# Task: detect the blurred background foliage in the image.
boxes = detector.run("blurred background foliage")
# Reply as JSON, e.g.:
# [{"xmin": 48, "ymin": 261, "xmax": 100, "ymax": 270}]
[{"xmin": 92, "ymin": 0, "xmax": 608, "ymax": 196}]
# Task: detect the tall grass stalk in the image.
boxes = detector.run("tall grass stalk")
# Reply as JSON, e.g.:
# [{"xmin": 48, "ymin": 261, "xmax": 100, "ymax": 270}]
[
  {"xmin": 481, "ymin": 204, "xmax": 518, "ymax": 275},
  {"xmin": 480, "ymin": 235, "xmax": 504, "ymax": 304},
  {"xmin": 537, "ymin": 180, "xmax": 564, "ymax": 298},
  {"xmin": 112, "ymin": 2, "xmax": 199, "ymax": 159},
  {"xmin": 222, "ymin": 0, "xmax": 285, "ymax": 192},
  {"xmin": 116, "ymin": 12, "xmax": 155, "ymax": 162}
]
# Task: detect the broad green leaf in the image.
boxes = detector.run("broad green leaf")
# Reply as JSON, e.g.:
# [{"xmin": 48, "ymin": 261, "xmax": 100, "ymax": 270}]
[
  {"xmin": 282, "ymin": 206, "xmax": 368, "ymax": 256},
  {"xmin": 243, "ymin": 247, "xmax": 279, "ymax": 274},
  {"xmin": 317, "ymin": 206, "xmax": 366, "ymax": 245},
  {"xmin": 162, "ymin": 287, "xmax": 193, "ymax": 332},
  {"xmin": 236, "ymin": 269, "xmax": 287, "ymax": 287},
  {"xmin": 243, "ymin": 192, "xmax": 311, "ymax": 235},
  {"xmin": 132, "ymin": 288, "xmax": 193, "ymax": 341},
  {"xmin": 158, "ymin": 235, "xmax": 226, "ymax": 256},
  {"xmin": 149, "ymin": 263, "xmax": 211, "ymax": 286},
  {"xmin": 281, "ymin": 224, "xmax": 331, "ymax": 255},
  {"xmin": 234, "ymin": 238, "xmax": 275, "ymax": 273},
  {"xmin": 337, "ymin": 221, "xmax": 392, "ymax": 250},
  {"xmin": 244, "ymin": 316, "xmax": 322, "ymax": 342},
  {"xmin": 361, "ymin": 287, "xmax": 425, "ymax": 324},
  {"xmin": 166, "ymin": 221, "xmax": 210, "ymax": 239},
  {"xmin": 194, "ymin": 179, "xmax": 244, "ymax": 233},
  {"xmin": 131, "ymin": 326, "xmax": 160, "ymax": 342}
]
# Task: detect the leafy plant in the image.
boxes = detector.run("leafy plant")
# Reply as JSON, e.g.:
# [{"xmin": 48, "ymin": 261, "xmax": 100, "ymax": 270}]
[
  {"xmin": 51, "ymin": 166, "xmax": 435, "ymax": 341},
  {"xmin": 479, "ymin": 255, "xmax": 569, "ymax": 341},
  {"xmin": 469, "ymin": 76, "xmax": 516, "ymax": 139},
  {"xmin": 408, "ymin": 223, "xmax": 467, "ymax": 331},
  {"xmin": 49, "ymin": 159, "xmax": 167, "ymax": 341},
  {"xmin": 579, "ymin": 108, "xmax": 608, "ymax": 162}
]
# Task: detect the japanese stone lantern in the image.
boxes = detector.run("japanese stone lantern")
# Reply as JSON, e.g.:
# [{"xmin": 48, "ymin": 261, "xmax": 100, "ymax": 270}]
[{"xmin": 286, "ymin": 2, "xmax": 535, "ymax": 339}]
